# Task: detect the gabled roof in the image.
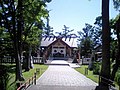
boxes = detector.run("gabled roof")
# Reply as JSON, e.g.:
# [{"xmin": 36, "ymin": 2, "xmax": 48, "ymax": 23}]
[
  {"xmin": 47, "ymin": 38, "xmax": 71, "ymax": 48},
  {"xmin": 40, "ymin": 36, "xmax": 78, "ymax": 48},
  {"xmin": 94, "ymin": 44, "xmax": 102, "ymax": 52}
]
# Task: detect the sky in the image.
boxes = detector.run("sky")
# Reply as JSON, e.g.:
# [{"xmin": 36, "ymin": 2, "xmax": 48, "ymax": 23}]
[{"xmin": 46, "ymin": 0, "xmax": 119, "ymax": 35}]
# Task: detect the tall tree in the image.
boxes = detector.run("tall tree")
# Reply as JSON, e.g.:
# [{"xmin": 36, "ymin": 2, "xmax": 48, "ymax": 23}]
[
  {"xmin": 0, "ymin": 0, "xmax": 25, "ymax": 81},
  {"xmin": 78, "ymin": 17, "xmax": 102, "ymax": 57},
  {"xmin": 113, "ymin": 0, "xmax": 120, "ymax": 10},
  {"xmin": 78, "ymin": 23, "xmax": 94, "ymax": 57},
  {"xmin": 110, "ymin": 0, "xmax": 120, "ymax": 83},
  {"xmin": 94, "ymin": 16, "xmax": 102, "ymax": 45},
  {"xmin": 43, "ymin": 16, "xmax": 54, "ymax": 36},
  {"xmin": 0, "ymin": 0, "xmax": 51, "ymax": 81},
  {"xmin": 96, "ymin": 0, "xmax": 110, "ymax": 90},
  {"xmin": 0, "ymin": 27, "xmax": 14, "ymax": 62},
  {"xmin": 110, "ymin": 15, "xmax": 120, "ymax": 82},
  {"xmin": 55, "ymin": 25, "xmax": 74, "ymax": 37},
  {"xmin": 22, "ymin": 0, "xmax": 50, "ymax": 71}
]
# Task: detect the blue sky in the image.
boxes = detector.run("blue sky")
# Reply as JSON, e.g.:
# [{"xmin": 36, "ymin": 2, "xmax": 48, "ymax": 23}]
[{"xmin": 46, "ymin": 0, "xmax": 119, "ymax": 35}]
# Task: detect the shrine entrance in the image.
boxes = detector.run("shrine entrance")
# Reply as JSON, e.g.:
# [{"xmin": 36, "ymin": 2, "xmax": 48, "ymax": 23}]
[{"xmin": 52, "ymin": 46, "xmax": 66, "ymax": 58}]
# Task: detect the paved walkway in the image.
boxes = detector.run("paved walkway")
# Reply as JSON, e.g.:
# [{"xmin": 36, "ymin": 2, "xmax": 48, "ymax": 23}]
[{"xmin": 27, "ymin": 60, "xmax": 98, "ymax": 90}]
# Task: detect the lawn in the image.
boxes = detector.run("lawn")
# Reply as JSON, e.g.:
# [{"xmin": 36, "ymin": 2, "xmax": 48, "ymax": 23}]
[
  {"xmin": 75, "ymin": 65, "xmax": 99, "ymax": 83},
  {"xmin": 23, "ymin": 64, "xmax": 48, "ymax": 80},
  {"xmin": 6, "ymin": 64, "xmax": 48, "ymax": 90},
  {"xmin": 75, "ymin": 65, "xmax": 120, "ymax": 90}
]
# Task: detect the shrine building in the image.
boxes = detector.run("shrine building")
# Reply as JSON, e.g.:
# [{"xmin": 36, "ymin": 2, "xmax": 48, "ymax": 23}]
[{"xmin": 40, "ymin": 36, "xmax": 79, "ymax": 60}]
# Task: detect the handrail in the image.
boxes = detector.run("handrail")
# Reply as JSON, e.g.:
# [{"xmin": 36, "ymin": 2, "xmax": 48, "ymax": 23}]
[
  {"xmin": 1, "ymin": 56, "xmax": 43, "ymax": 64},
  {"xmin": 17, "ymin": 72, "xmax": 37, "ymax": 90},
  {"xmin": 17, "ymin": 67, "xmax": 44, "ymax": 90},
  {"xmin": 99, "ymin": 75, "xmax": 117, "ymax": 89},
  {"xmin": 33, "ymin": 57, "xmax": 43, "ymax": 64}
]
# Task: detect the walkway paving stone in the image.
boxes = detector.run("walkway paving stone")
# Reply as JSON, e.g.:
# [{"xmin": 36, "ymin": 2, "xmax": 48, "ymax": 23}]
[{"xmin": 27, "ymin": 60, "xmax": 98, "ymax": 90}]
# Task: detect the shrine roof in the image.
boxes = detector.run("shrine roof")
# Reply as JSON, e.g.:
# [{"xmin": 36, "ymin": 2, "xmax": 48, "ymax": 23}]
[{"xmin": 40, "ymin": 36, "xmax": 78, "ymax": 48}]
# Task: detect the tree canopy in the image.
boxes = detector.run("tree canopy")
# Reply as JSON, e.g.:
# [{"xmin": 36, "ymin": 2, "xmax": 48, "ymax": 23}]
[
  {"xmin": 0, "ymin": 0, "xmax": 51, "ymax": 82},
  {"xmin": 55, "ymin": 25, "xmax": 75, "ymax": 37}
]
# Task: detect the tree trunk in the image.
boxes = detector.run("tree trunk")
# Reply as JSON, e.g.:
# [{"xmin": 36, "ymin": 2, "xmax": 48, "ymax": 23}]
[
  {"xmin": 101, "ymin": 0, "xmax": 110, "ymax": 88},
  {"xmin": 25, "ymin": 45, "xmax": 31, "ymax": 71},
  {"xmin": 29, "ymin": 46, "xmax": 33, "ymax": 68},
  {"xmin": 24, "ymin": 51, "xmax": 30, "ymax": 71},
  {"xmin": 96, "ymin": 0, "xmax": 110, "ymax": 90},
  {"xmin": 15, "ymin": 0, "xmax": 24, "ymax": 81},
  {"xmin": 14, "ymin": 41, "xmax": 24, "ymax": 81},
  {"xmin": 22, "ymin": 45, "xmax": 31, "ymax": 71}
]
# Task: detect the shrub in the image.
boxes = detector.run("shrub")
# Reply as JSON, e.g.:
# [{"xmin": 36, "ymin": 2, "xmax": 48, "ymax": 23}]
[
  {"xmin": 93, "ymin": 62, "xmax": 100, "ymax": 75},
  {"xmin": 0, "ymin": 65, "xmax": 10, "ymax": 90},
  {"xmin": 115, "ymin": 68, "xmax": 120, "ymax": 87}
]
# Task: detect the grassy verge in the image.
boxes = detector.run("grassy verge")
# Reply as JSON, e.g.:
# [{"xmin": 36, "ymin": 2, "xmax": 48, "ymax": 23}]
[
  {"xmin": 75, "ymin": 65, "xmax": 120, "ymax": 90},
  {"xmin": 23, "ymin": 64, "xmax": 48, "ymax": 80},
  {"xmin": 7, "ymin": 64, "xmax": 48, "ymax": 90},
  {"xmin": 75, "ymin": 65, "xmax": 99, "ymax": 83}
]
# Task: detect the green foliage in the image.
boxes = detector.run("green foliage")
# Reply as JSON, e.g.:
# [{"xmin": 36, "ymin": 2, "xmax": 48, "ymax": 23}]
[
  {"xmin": 26, "ymin": 26, "xmax": 42, "ymax": 46},
  {"xmin": 22, "ymin": 0, "xmax": 50, "ymax": 52},
  {"xmin": 23, "ymin": 64, "xmax": 48, "ymax": 80},
  {"xmin": 43, "ymin": 17, "xmax": 54, "ymax": 36},
  {"xmin": 94, "ymin": 16, "xmax": 102, "ymax": 27},
  {"xmin": 55, "ymin": 25, "xmax": 74, "ymax": 37},
  {"xmin": 8, "ymin": 64, "xmax": 48, "ymax": 90},
  {"xmin": 115, "ymin": 68, "xmax": 120, "ymax": 86},
  {"xmin": 0, "ymin": 64, "xmax": 48, "ymax": 90},
  {"xmin": 113, "ymin": 0, "xmax": 120, "ymax": 11},
  {"xmin": 78, "ymin": 23, "xmax": 95, "ymax": 57},
  {"xmin": 0, "ymin": 0, "xmax": 51, "ymax": 54},
  {"xmin": 110, "ymin": 14, "xmax": 120, "ymax": 30},
  {"xmin": 110, "ymin": 14, "xmax": 120, "ymax": 85},
  {"xmin": 0, "ymin": 27, "xmax": 13, "ymax": 58},
  {"xmin": 93, "ymin": 62, "xmax": 100, "ymax": 75},
  {"xmin": 0, "ymin": 0, "xmax": 51, "ymax": 82},
  {"xmin": 78, "ymin": 16, "xmax": 102, "ymax": 57},
  {"xmin": 75, "ymin": 65, "xmax": 99, "ymax": 83},
  {"xmin": 0, "ymin": 65, "xmax": 16, "ymax": 90},
  {"xmin": 23, "ymin": 0, "xmax": 49, "ymax": 23}
]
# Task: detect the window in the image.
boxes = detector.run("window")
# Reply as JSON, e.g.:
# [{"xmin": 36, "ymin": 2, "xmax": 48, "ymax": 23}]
[
  {"xmin": 61, "ymin": 50, "xmax": 63, "ymax": 53},
  {"xmin": 59, "ymin": 47, "xmax": 64, "ymax": 49},
  {"xmin": 54, "ymin": 50, "xmax": 57, "ymax": 52},
  {"xmin": 53, "ymin": 47, "xmax": 58, "ymax": 49}
]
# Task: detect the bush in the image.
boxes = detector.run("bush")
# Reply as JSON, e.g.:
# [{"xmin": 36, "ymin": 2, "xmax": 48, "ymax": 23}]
[
  {"xmin": 93, "ymin": 62, "xmax": 100, "ymax": 75},
  {"xmin": 115, "ymin": 68, "xmax": 120, "ymax": 87},
  {"xmin": 0, "ymin": 65, "xmax": 10, "ymax": 90}
]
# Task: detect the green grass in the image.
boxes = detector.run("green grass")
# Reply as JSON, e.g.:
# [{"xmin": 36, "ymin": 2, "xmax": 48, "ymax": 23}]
[
  {"xmin": 7, "ymin": 64, "xmax": 48, "ymax": 90},
  {"xmin": 23, "ymin": 64, "xmax": 48, "ymax": 80},
  {"xmin": 75, "ymin": 65, "xmax": 99, "ymax": 83},
  {"xmin": 75, "ymin": 65, "xmax": 120, "ymax": 90}
]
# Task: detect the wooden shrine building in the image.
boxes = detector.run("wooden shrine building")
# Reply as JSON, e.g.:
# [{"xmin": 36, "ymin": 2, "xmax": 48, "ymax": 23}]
[{"xmin": 40, "ymin": 36, "xmax": 79, "ymax": 60}]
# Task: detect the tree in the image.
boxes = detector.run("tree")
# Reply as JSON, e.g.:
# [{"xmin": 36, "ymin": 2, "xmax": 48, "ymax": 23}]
[
  {"xmin": 94, "ymin": 15, "xmax": 120, "ymax": 86},
  {"xmin": 0, "ymin": 0, "xmax": 51, "ymax": 82},
  {"xmin": 94, "ymin": 16, "xmax": 102, "ymax": 45},
  {"xmin": 22, "ymin": 0, "xmax": 50, "ymax": 71},
  {"xmin": 96, "ymin": 0, "xmax": 110, "ymax": 90},
  {"xmin": 55, "ymin": 25, "xmax": 74, "ymax": 37},
  {"xmin": 0, "ymin": 27, "xmax": 13, "ymax": 61},
  {"xmin": 110, "ymin": 15, "xmax": 120, "ymax": 83},
  {"xmin": 113, "ymin": 0, "xmax": 120, "ymax": 11},
  {"xmin": 78, "ymin": 23, "xmax": 95, "ymax": 57},
  {"xmin": 43, "ymin": 16, "xmax": 54, "ymax": 36},
  {"xmin": 0, "ymin": 0, "xmax": 25, "ymax": 81},
  {"xmin": 110, "ymin": 0, "xmax": 120, "ymax": 84}
]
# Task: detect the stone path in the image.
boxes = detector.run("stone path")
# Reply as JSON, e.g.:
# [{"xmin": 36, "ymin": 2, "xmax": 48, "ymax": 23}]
[{"xmin": 27, "ymin": 60, "xmax": 98, "ymax": 90}]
